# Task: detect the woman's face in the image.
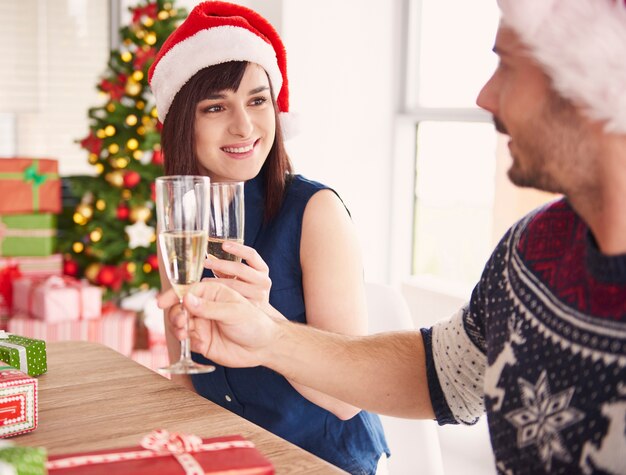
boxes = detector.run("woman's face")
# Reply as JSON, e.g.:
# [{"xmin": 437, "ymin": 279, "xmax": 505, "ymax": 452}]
[{"xmin": 193, "ymin": 63, "xmax": 276, "ymax": 182}]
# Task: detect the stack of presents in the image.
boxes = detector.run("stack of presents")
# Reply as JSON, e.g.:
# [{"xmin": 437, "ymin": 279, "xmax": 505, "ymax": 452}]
[
  {"xmin": 0, "ymin": 157, "xmax": 269, "ymax": 473},
  {"xmin": 0, "ymin": 157, "xmax": 167, "ymax": 373}
]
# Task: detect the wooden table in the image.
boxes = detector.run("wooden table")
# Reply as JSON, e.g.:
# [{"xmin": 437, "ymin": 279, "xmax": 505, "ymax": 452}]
[{"xmin": 16, "ymin": 341, "xmax": 345, "ymax": 474}]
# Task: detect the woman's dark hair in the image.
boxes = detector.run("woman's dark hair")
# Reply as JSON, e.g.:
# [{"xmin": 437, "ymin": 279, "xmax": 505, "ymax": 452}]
[{"xmin": 160, "ymin": 61, "xmax": 293, "ymax": 221}]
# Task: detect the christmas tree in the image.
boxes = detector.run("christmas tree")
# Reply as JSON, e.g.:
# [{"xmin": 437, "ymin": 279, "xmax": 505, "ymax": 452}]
[{"xmin": 58, "ymin": 0, "xmax": 187, "ymax": 300}]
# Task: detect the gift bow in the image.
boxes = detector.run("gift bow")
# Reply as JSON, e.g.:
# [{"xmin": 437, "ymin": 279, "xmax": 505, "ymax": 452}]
[
  {"xmin": 46, "ymin": 430, "xmax": 257, "ymax": 474},
  {"xmin": 22, "ymin": 164, "xmax": 47, "ymax": 186},
  {"xmin": 0, "ymin": 331, "xmax": 28, "ymax": 374}
]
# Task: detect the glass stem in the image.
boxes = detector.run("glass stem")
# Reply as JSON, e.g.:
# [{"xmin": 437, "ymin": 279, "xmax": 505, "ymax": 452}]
[{"xmin": 180, "ymin": 301, "xmax": 192, "ymax": 362}]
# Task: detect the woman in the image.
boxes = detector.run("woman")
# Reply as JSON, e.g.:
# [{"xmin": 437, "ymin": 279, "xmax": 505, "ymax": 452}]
[{"xmin": 149, "ymin": 3, "xmax": 389, "ymax": 474}]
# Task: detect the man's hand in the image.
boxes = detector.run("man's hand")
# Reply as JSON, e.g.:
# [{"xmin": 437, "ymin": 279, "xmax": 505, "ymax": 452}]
[{"xmin": 157, "ymin": 281, "xmax": 279, "ymax": 368}]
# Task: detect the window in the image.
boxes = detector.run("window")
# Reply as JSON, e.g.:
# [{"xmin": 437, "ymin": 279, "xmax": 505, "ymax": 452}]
[{"xmin": 0, "ymin": 0, "xmax": 109, "ymax": 175}]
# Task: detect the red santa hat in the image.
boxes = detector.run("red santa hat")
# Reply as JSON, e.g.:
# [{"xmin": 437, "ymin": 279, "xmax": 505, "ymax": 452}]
[
  {"xmin": 498, "ymin": 0, "xmax": 626, "ymax": 133},
  {"xmin": 148, "ymin": 1, "xmax": 296, "ymax": 136}
]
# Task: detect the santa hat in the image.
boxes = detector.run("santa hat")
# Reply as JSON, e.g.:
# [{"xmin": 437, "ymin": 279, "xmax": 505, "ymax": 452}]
[
  {"xmin": 498, "ymin": 0, "xmax": 626, "ymax": 133},
  {"xmin": 148, "ymin": 1, "xmax": 297, "ymax": 137}
]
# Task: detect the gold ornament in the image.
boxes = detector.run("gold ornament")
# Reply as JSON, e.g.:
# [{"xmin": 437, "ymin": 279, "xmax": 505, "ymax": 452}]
[
  {"xmin": 121, "ymin": 51, "xmax": 132, "ymax": 62},
  {"xmin": 164, "ymin": 2, "xmax": 172, "ymax": 10},
  {"xmin": 121, "ymin": 189, "xmax": 132, "ymax": 200},
  {"xmin": 127, "ymin": 262, "xmax": 137, "ymax": 274},
  {"xmin": 136, "ymin": 101, "xmax": 145, "ymax": 110},
  {"xmin": 72, "ymin": 242, "xmax": 84, "ymax": 253},
  {"xmin": 90, "ymin": 228, "xmax": 103, "ymax": 243},
  {"xmin": 130, "ymin": 204, "xmax": 151, "ymax": 223},
  {"xmin": 95, "ymin": 199, "xmax": 106, "ymax": 211},
  {"xmin": 136, "ymin": 126, "xmax": 146, "ymax": 136},
  {"xmin": 125, "ymin": 80, "xmax": 141, "ymax": 96},
  {"xmin": 115, "ymin": 157, "xmax": 130, "ymax": 169},
  {"xmin": 96, "ymin": 129, "xmax": 106, "ymax": 139},
  {"xmin": 133, "ymin": 150, "xmax": 143, "ymax": 160},
  {"xmin": 88, "ymin": 153, "xmax": 98, "ymax": 164},
  {"xmin": 150, "ymin": 233, "xmax": 157, "ymax": 243},
  {"xmin": 104, "ymin": 125, "xmax": 116, "ymax": 136},
  {"xmin": 136, "ymin": 30, "xmax": 145, "ymax": 39},
  {"xmin": 105, "ymin": 171, "xmax": 124, "ymax": 187},
  {"xmin": 108, "ymin": 143, "xmax": 119, "ymax": 154},
  {"xmin": 143, "ymin": 17, "xmax": 154, "ymax": 28},
  {"xmin": 106, "ymin": 103, "xmax": 116, "ymax": 112},
  {"xmin": 76, "ymin": 203, "xmax": 94, "ymax": 220},
  {"xmin": 143, "ymin": 263, "xmax": 153, "ymax": 273},
  {"xmin": 169, "ymin": 9, "xmax": 178, "ymax": 17},
  {"xmin": 132, "ymin": 71, "xmax": 144, "ymax": 82},
  {"xmin": 94, "ymin": 163, "xmax": 104, "ymax": 175},
  {"xmin": 157, "ymin": 10, "xmax": 169, "ymax": 20},
  {"xmin": 126, "ymin": 138, "xmax": 139, "ymax": 150},
  {"xmin": 150, "ymin": 107, "xmax": 158, "ymax": 118},
  {"xmin": 125, "ymin": 114, "xmax": 138, "ymax": 126},
  {"xmin": 84, "ymin": 263, "xmax": 101, "ymax": 282},
  {"xmin": 144, "ymin": 32, "xmax": 157, "ymax": 46}
]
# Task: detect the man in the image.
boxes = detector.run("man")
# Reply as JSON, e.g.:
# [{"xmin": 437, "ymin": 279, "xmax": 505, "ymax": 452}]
[{"xmin": 158, "ymin": 0, "xmax": 626, "ymax": 473}]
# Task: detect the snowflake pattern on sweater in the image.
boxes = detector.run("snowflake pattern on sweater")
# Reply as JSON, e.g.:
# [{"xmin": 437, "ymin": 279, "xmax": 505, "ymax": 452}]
[{"xmin": 423, "ymin": 198, "xmax": 626, "ymax": 475}]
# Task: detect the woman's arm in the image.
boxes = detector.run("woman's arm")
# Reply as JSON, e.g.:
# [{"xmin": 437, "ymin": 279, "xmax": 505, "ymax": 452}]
[{"xmin": 289, "ymin": 189, "xmax": 369, "ymax": 420}]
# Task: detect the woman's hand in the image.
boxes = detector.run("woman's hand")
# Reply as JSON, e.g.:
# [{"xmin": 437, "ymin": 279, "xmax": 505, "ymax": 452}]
[{"xmin": 204, "ymin": 241, "xmax": 272, "ymax": 310}]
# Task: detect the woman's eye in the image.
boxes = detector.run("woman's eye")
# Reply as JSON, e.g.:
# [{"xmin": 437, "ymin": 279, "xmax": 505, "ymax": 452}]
[
  {"xmin": 204, "ymin": 105, "xmax": 223, "ymax": 113},
  {"xmin": 250, "ymin": 96, "xmax": 268, "ymax": 106}
]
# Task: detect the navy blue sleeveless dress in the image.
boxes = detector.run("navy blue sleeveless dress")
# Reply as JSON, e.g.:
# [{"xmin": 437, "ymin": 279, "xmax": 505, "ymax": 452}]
[{"xmin": 192, "ymin": 172, "xmax": 389, "ymax": 474}]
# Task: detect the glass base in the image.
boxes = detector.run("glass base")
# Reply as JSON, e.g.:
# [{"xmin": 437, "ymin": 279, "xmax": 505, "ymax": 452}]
[{"xmin": 159, "ymin": 358, "xmax": 215, "ymax": 375}]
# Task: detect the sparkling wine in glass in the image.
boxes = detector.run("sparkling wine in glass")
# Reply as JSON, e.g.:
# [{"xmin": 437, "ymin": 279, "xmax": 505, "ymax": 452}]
[
  {"xmin": 156, "ymin": 175, "xmax": 214, "ymax": 374},
  {"xmin": 208, "ymin": 181, "xmax": 245, "ymax": 266}
]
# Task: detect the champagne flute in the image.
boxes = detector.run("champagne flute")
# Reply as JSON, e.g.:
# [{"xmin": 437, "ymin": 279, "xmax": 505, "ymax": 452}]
[
  {"xmin": 156, "ymin": 175, "xmax": 215, "ymax": 374},
  {"xmin": 208, "ymin": 181, "xmax": 245, "ymax": 266}
]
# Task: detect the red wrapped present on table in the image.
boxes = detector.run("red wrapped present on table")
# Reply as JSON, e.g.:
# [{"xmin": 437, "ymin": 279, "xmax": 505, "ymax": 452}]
[
  {"xmin": 0, "ymin": 263, "xmax": 21, "ymax": 320},
  {"xmin": 8, "ymin": 306, "xmax": 135, "ymax": 356},
  {"xmin": 0, "ymin": 362, "xmax": 38, "ymax": 438},
  {"xmin": 47, "ymin": 430, "xmax": 274, "ymax": 474},
  {"xmin": 13, "ymin": 276, "xmax": 102, "ymax": 322},
  {"xmin": 0, "ymin": 254, "xmax": 63, "ymax": 279},
  {"xmin": 0, "ymin": 158, "xmax": 61, "ymax": 215}
]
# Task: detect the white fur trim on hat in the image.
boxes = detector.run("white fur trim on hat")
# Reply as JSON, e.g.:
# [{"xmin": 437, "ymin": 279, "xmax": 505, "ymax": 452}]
[
  {"xmin": 150, "ymin": 25, "xmax": 283, "ymax": 123},
  {"xmin": 498, "ymin": 0, "xmax": 626, "ymax": 133}
]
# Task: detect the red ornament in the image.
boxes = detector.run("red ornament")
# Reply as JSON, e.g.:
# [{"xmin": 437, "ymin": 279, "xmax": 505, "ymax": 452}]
[
  {"xmin": 146, "ymin": 254, "xmax": 159, "ymax": 270},
  {"xmin": 100, "ymin": 74, "xmax": 127, "ymax": 101},
  {"xmin": 63, "ymin": 259, "xmax": 79, "ymax": 277},
  {"xmin": 132, "ymin": 3, "xmax": 158, "ymax": 23},
  {"xmin": 150, "ymin": 182, "xmax": 156, "ymax": 202},
  {"xmin": 152, "ymin": 149, "xmax": 163, "ymax": 165},
  {"xmin": 116, "ymin": 205, "xmax": 130, "ymax": 220},
  {"xmin": 123, "ymin": 171, "xmax": 141, "ymax": 188},
  {"xmin": 96, "ymin": 265, "xmax": 116, "ymax": 287},
  {"xmin": 119, "ymin": 262, "xmax": 134, "ymax": 282},
  {"xmin": 79, "ymin": 132, "xmax": 103, "ymax": 155},
  {"xmin": 133, "ymin": 47, "xmax": 156, "ymax": 71}
]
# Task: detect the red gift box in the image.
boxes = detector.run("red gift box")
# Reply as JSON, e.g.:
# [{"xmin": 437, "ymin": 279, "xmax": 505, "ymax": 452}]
[
  {"xmin": 8, "ymin": 306, "xmax": 136, "ymax": 356},
  {"xmin": 0, "ymin": 362, "xmax": 38, "ymax": 438},
  {"xmin": 47, "ymin": 430, "xmax": 274, "ymax": 474},
  {"xmin": 0, "ymin": 158, "xmax": 61, "ymax": 214}
]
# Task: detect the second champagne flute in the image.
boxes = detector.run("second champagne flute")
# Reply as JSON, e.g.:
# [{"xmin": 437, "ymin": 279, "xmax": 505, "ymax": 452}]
[
  {"xmin": 156, "ymin": 175, "xmax": 214, "ymax": 374},
  {"xmin": 208, "ymin": 181, "xmax": 245, "ymax": 264}
]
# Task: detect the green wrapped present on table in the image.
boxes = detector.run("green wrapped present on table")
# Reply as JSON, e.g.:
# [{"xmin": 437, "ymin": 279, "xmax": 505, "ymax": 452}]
[
  {"xmin": 0, "ymin": 441, "xmax": 47, "ymax": 475},
  {"xmin": 0, "ymin": 214, "xmax": 57, "ymax": 257},
  {"xmin": 0, "ymin": 332, "xmax": 46, "ymax": 377}
]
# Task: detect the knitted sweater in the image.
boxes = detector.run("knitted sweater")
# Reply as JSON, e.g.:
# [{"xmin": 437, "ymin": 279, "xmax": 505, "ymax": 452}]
[{"xmin": 421, "ymin": 198, "xmax": 626, "ymax": 474}]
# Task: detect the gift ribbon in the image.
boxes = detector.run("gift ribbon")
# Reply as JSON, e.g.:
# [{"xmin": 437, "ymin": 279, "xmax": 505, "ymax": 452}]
[
  {"xmin": 0, "ymin": 332, "xmax": 28, "ymax": 374},
  {"xmin": 46, "ymin": 430, "xmax": 256, "ymax": 474},
  {"xmin": 0, "ymin": 160, "xmax": 58, "ymax": 212}
]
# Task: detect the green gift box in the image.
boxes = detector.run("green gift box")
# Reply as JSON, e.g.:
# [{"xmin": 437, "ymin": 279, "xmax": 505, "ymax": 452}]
[
  {"xmin": 0, "ymin": 333, "xmax": 47, "ymax": 377},
  {"xmin": 0, "ymin": 443, "xmax": 47, "ymax": 475},
  {"xmin": 0, "ymin": 214, "xmax": 57, "ymax": 257}
]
